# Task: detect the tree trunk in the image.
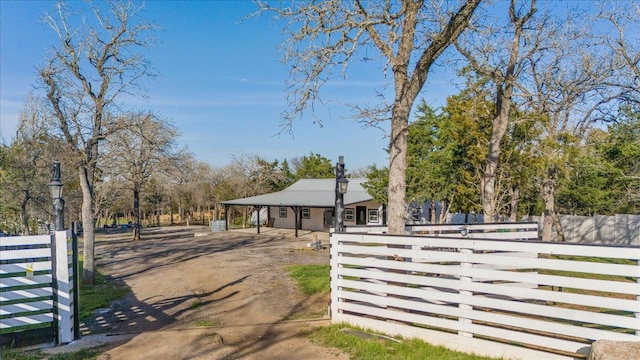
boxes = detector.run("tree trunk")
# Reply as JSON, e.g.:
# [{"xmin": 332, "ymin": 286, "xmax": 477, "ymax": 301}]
[
  {"xmin": 541, "ymin": 178, "xmax": 554, "ymax": 241},
  {"xmin": 169, "ymin": 198, "xmax": 174, "ymax": 225},
  {"xmin": 385, "ymin": 0, "xmax": 481, "ymax": 233},
  {"xmin": 242, "ymin": 207, "xmax": 247, "ymax": 228},
  {"xmin": 97, "ymin": 210, "xmax": 106, "ymax": 229},
  {"xmin": 482, "ymin": 96, "xmax": 510, "ymax": 221},
  {"xmin": 387, "ymin": 103, "xmax": 410, "ymax": 234},
  {"xmin": 429, "ymin": 200, "xmax": 436, "ymax": 223},
  {"xmin": 79, "ymin": 166, "xmax": 96, "ymax": 285},
  {"xmin": 21, "ymin": 193, "xmax": 31, "ymax": 236},
  {"xmin": 541, "ymin": 174, "xmax": 564, "ymax": 241},
  {"xmin": 477, "ymin": 0, "xmax": 531, "ymax": 222},
  {"xmin": 438, "ymin": 200, "xmax": 450, "ymax": 224},
  {"xmin": 509, "ymin": 184, "xmax": 520, "ymax": 222},
  {"xmin": 132, "ymin": 183, "xmax": 141, "ymax": 241},
  {"xmin": 552, "ymin": 211, "xmax": 565, "ymax": 242}
]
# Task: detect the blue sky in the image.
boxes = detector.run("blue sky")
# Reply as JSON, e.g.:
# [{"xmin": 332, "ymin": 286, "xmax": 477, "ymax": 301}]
[{"xmin": 0, "ymin": 1, "xmax": 457, "ymax": 171}]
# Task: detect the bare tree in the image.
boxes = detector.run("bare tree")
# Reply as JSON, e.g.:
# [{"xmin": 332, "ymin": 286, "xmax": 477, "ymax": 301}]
[
  {"xmin": 224, "ymin": 153, "xmax": 288, "ymax": 227},
  {"xmin": 1, "ymin": 95, "xmax": 57, "ymax": 234},
  {"xmin": 163, "ymin": 151, "xmax": 199, "ymax": 225},
  {"xmin": 520, "ymin": 11, "xmax": 627, "ymax": 240},
  {"xmin": 38, "ymin": 1, "xmax": 155, "ymax": 283},
  {"xmin": 455, "ymin": 0, "xmax": 538, "ymax": 221},
  {"xmin": 597, "ymin": 2, "xmax": 640, "ymax": 104},
  {"xmin": 259, "ymin": 0, "xmax": 482, "ymax": 233},
  {"xmin": 103, "ymin": 112, "xmax": 179, "ymax": 240}
]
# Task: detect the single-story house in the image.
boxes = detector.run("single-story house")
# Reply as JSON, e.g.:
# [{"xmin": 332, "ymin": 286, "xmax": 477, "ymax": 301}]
[{"xmin": 221, "ymin": 178, "xmax": 385, "ymax": 235}]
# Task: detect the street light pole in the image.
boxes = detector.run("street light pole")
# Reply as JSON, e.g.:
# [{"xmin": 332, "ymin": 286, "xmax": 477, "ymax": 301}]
[
  {"xmin": 49, "ymin": 161, "xmax": 65, "ymax": 231},
  {"xmin": 335, "ymin": 156, "xmax": 349, "ymax": 233}
]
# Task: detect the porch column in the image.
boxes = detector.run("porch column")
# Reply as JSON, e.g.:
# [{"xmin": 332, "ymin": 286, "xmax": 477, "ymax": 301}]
[
  {"xmin": 254, "ymin": 205, "xmax": 261, "ymax": 234},
  {"xmin": 224, "ymin": 204, "xmax": 229, "ymax": 231},
  {"xmin": 291, "ymin": 206, "xmax": 301, "ymax": 237}
]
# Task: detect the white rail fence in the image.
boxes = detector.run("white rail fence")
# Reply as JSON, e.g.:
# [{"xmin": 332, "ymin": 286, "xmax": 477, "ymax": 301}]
[
  {"xmin": 524, "ymin": 214, "xmax": 640, "ymax": 246},
  {"xmin": 330, "ymin": 232, "xmax": 640, "ymax": 360},
  {"xmin": 345, "ymin": 222, "xmax": 540, "ymax": 241},
  {"xmin": 0, "ymin": 230, "xmax": 78, "ymax": 345}
]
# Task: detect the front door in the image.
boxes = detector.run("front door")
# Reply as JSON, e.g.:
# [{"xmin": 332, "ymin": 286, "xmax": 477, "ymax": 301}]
[
  {"xmin": 356, "ymin": 206, "xmax": 367, "ymax": 225},
  {"xmin": 324, "ymin": 209, "xmax": 334, "ymax": 229}
]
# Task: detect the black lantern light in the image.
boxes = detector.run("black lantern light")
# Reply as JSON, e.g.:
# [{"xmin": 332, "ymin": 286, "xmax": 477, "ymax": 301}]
[
  {"xmin": 337, "ymin": 174, "xmax": 349, "ymax": 195},
  {"xmin": 49, "ymin": 161, "xmax": 65, "ymax": 231},
  {"xmin": 335, "ymin": 156, "xmax": 348, "ymax": 233}
]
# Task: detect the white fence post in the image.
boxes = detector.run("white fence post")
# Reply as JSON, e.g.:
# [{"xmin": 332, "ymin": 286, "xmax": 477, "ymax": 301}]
[
  {"xmin": 330, "ymin": 233, "xmax": 339, "ymax": 318},
  {"xmin": 458, "ymin": 247, "xmax": 473, "ymax": 338},
  {"xmin": 54, "ymin": 230, "xmax": 74, "ymax": 344}
]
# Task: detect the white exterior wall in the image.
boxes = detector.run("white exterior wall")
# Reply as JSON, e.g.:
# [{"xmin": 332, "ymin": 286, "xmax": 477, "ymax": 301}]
[
  {"xmin": 344, "ymin": 201, "xmax": 384, "ymax": 226},
  {"xmin": 268, "ymin": 201, "xmax": 383, "ymax": 231},
  {"xmin": 269, "ymin": 206, "xmax": 294, "ymax": 229},
  {"xmin": 268, "ymin": 206, "xmax": 328, "ymax": 231},
  {"xmin": 301, "ymin": 208, "xmax": 326, "ymax": 231}
]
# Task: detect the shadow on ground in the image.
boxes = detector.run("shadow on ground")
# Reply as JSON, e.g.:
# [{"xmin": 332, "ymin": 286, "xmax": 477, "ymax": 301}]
[{"xmin": 80, "ymin": 226, "xmax": 329, "ymax": 339}]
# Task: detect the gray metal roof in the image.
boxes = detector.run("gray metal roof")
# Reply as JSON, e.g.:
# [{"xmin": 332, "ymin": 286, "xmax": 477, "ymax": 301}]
[{"xmin": 221, "ymin": 178, "xmax": 372, "ymax": 207}]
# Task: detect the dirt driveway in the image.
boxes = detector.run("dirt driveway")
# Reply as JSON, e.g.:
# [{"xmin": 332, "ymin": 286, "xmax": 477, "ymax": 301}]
[{"xmin": 60, "ymin": 226, "xmax": 349, "ymax": 360}]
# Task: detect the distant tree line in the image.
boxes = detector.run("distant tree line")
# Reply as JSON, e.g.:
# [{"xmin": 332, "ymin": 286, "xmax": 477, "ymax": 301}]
[
  {"xmin": 363, "ymin": 96, "xmax": 639, "ymax": 230},
  {"xmin": 1, "ymin": 137, "xmax": 343, "ymax": 236}
]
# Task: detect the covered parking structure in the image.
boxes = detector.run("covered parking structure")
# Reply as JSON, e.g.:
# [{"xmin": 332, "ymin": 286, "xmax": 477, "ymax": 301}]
[{"xmin": 221, "ymin": 178, "xmax": 380, "ymax": 237}]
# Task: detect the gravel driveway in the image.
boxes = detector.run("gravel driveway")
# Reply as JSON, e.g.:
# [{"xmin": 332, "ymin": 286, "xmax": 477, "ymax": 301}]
[{"xmin": 57, "ymin": 226, "xmax": 348, "ymax": 360}]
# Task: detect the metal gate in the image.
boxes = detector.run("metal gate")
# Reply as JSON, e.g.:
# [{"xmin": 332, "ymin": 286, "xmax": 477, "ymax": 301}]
[{"xmin": 0, "ymin": 230, "xmax": 79, "ymax": 347}]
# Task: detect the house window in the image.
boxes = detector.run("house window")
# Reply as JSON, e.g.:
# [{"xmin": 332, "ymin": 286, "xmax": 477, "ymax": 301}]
[
  {"xmin": 345, "ymin": 208, "xmax": 354, "ymax": 222},
  {"xmin": 279, "ymin": 207, "xmax": 287, "ymax": 218},
  {"xmin": 302, "ymin": 208, "xmax": 310, "ymax": 219},
  {"xmin": 368, "ymin": 209, "xmax": 379, "ymax": 223}
]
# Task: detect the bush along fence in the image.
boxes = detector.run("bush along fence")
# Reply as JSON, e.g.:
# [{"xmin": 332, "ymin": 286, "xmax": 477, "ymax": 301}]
[
  {"xmin": 330, "ymin": 231, "xmax": 640, "ymax": 360},
  {"xmin": 0, "ymin": 230, "xmax": 80, "ymax": 346}
]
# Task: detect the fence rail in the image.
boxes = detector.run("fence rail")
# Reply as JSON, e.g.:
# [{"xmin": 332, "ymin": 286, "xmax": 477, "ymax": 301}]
[
  {"xmin": 330, "ymin": 232, "xmax": 640, "ymax": 360},
  {"xmin": 0, "ymin": 231, "xmax": 77, "ymax": 345},
  {"xmin": 344, "ymin": 222, "xmax": 540, "ymax": 241}
]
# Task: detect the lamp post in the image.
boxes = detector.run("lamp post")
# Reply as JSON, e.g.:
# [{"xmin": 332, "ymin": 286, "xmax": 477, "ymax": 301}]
[
  {"xmin": 49, "ymin": 161, "xmax": 65, "ymax": 231},
  {"xmin": 335, "ymin": 156, "xmax": 349, "ymax": 233}
]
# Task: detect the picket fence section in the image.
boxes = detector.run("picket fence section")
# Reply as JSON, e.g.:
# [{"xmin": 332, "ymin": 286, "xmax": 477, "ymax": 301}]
[
  {"xmin": 0, "ymin": 231, "xmax": 77, "ymax": 344},
  {"xmin": 330, "ymin": 232, "xmax": 640, "ymax": 360}
]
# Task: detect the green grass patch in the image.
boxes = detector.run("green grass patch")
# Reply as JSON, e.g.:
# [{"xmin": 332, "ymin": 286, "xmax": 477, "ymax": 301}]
[
  {"xmin": 1, "ymin": 348, "xmax": 100, "ymax": 360},
  {"xmin": 287, "ymin": 264, "xmax": 330, "ymax": 295},
  {"xmin": 189, "ymin": 299, "xmax": 204, "ymax": 310},
  {"xmin": 0, "ymin": 349, "xmax": 42, "ymax": 360},
  {"xmin": 193, "ymin": 320, "xmax": 219, "ymax": 327},
  {"xmin": 310, "ymin": 324, "xmax": 503, "ymax": 360},
  {"xmin": 48, "ymin": 349, "xmax": 101, "ymax": 360},
  {"xmin": 283, "ymin": 309, "xmax": 328, "ymax": 320},
  {"xmin": 78, "ymin": 260, "xmax": 129, "ymax": 320}
]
